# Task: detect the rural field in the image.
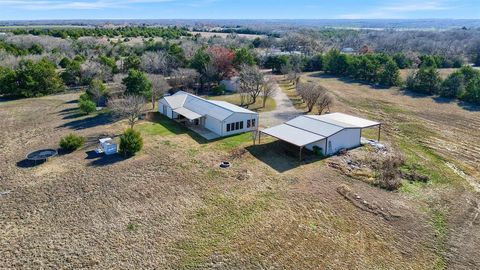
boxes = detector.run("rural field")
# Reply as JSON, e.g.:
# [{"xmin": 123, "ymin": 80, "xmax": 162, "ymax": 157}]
[{"xmin": 1, "ymin": 73, "xmax": 479, "ymax": 269}]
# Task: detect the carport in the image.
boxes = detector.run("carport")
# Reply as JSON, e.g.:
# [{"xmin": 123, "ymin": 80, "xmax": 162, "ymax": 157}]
[
  {"xmin": 258, "ymin": 124, "xmax": 325, "ymax": 161},
  {"xmin": 258, "ymin": 113, "xmax": 382, "ymax": 160}
]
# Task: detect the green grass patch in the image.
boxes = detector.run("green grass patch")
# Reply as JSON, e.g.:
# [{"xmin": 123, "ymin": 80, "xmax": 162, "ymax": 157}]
[
  {"xmin": 215, "ymin": 132, "xmax": 253, "ymax": 151},
  {"xmin": 175, "ymin": 191, "xmax": 276, "ymax": 269},
  {"xmin": 137, "ymin": 114, "xmax": 186, "ymax": 136},
  {"xmin": 429, "ymin": 208, "xmax": 447, "ymax": 270}
]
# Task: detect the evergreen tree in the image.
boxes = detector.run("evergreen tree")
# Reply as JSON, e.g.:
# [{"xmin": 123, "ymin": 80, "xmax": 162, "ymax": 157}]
[{"xmin": 122, "ymin": 69, "xmax": 152, "ymax": 98}]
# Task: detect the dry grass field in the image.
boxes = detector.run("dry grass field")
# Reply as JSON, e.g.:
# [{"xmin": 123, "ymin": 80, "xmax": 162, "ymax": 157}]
[
  {"xmin": 399, "ymin": 68, "xmax": 471, "ymax": 81},
  {"xmin": 1, "ymin": 77, "xmax": 479, "ymax": 269}
]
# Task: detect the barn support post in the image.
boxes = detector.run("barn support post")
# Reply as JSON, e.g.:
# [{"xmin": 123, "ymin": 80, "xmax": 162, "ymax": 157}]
[
  {"xmin": 299, "ymin": 146, "xmax": 303, "ymax": 161},
  {"xmin": 258, "ymin": 131, "xmax": 261, "ymax": 144},
  {"xmin": 377, "ymin": 124, "xmax": 381, "ymax": 142}
]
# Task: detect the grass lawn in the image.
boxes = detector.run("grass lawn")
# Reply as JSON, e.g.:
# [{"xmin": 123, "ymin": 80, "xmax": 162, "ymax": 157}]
[
  {"xmin": 136, "ymin": 113, "xmax": 186, "ymax": 136},
  {"xmin": 206, "ymin": 93, "xmax": 276, "ymax": 112}
]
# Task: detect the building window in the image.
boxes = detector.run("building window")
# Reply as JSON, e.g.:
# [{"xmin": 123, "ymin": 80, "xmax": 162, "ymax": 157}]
[
  {"xmin": 247, "ymin": 120, "xmax": 251, "ymax": 128},
  {"xmin": 240, "ymin": 121, "xmax": 244, "ymax": 129},
  {"xmin": 226, "ymin": 123, "xmax": 231, "ymax": 132},
  {"xmin": 235, "ymin": 122, "xmax": 240, "ymax": 130},
  {"xmin": 252, "ymin": 119, "xmax": 256, "ymax": 127}
]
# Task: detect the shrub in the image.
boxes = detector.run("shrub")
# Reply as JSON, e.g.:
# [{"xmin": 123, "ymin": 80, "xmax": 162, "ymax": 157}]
[
  {"xmin": 376, "ymin": 153, "xmax": 405, "ymax": 191},
  {"xmin": 79, "ymin": 97, "xmax": 96, "ymax": 114},
  {"xmin": 212, "ymin": 84, "xmax": 226, "ymax": 95},
  {"xmin": 59, "ymin": 133, "xmax": 85, "ymax": 152},
  {"xmin": 119, "ymin": 128, "xmax": 143, "ymax": 157},
  {"xmin": 312, "ymin": 146, "xmax": 324, "ymax": 157}
]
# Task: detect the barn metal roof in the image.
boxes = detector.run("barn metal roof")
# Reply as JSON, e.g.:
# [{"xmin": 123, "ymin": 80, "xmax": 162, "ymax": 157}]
[
  {"xmin": 261, "ymin": 124, "xmax": 325, "ymax": 147},
  {"xmin": 286, "ymin": 116, "xmax": 343, "ymax": 137},
  {"xmin": 315, "ymin": 113, "xmax": 380, "ymax": 128},
  {"xmin": 161, "ymin": 91, "xmax": 257, "ymax": 121},
  {"xmin": 261, "ymin": 113, "xmax": 380, "ymax": 147},
  {"xmin": 173, "ymin": 107, "xmax": 203, "ymax": 120}
]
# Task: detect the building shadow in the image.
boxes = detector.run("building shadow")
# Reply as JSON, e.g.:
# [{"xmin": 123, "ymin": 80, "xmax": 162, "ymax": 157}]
[{"xmin": 245, "ymin": 140, "xmax": 322, "ymax": 173}]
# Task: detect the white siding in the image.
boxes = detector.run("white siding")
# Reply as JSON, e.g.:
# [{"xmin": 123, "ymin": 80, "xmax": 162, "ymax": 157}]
[
  {"xmin": 326, "ymin": 128, "xmax": 361, "ymax": 155},
  {"xmin": 158, "ymin": 103, "xmax": 173, "ymax": 119},
  {"xmin": 204, "ymin": 115, "xmax": 223, "ymax": 135},
  {"xmin": 167, "ymin": 107, "xmax": 173, "ymax": 119},
  {"xmin": 223, "ymin": 113, "xmax": 259, "ymax": 136}
]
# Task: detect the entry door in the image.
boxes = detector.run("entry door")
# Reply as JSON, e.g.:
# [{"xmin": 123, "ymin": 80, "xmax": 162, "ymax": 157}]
[{"xmin": 194, "ymin": 119, "xmax": 199, "ymax": 125}]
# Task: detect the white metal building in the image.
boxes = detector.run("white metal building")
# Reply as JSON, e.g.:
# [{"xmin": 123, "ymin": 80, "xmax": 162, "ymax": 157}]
[
  {"xmin": 158, "ymin": 91, "xmax": 259, "ymax": 139},
  {"xmin": 259, "ymin": 113, "xmax": 381, "ymax": 159},
  {"xmin": 220, "ymin": 76, "xmax": 240, "ymax": 92}
]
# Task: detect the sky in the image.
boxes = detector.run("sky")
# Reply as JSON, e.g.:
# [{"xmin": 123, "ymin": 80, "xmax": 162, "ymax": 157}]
[{"xmin": 0, "ymin": 0, "xmax": 478, "ymax": 20}]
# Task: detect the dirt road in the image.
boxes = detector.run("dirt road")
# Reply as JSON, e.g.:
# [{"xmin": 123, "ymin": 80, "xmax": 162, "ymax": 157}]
[{"xmin": 259, "ymin": 77, "xmax": 302, "ymax": 127}]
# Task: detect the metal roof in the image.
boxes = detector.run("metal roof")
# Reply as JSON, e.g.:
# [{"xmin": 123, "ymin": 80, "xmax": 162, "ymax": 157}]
[
  {"xmin": 261, "ymin": 113, "xmax": 380, "ymax": 147},
  {"xmin": 315, "ymin": 113, "xmax": 380, "ymax": 128},
  {"xmin": 173, "ymin": 107, "xmax": 203, "ymax": 120},
  {"xmin": 163, "ymin": 94, "xmax": 187, "ymax": 109},
  {"xmin": 209, "ymin": 100, "xmax": 258, "ymax": 114},
  {"xmin": 161, "ymin": 91, "xmax": 257, "ymax": 121},
  {"xmin": 286, "ymin": 116, "xmax": 343, "ymax": 137},
  {"xmin": 261, "ymin": 124, "xmax": 325, "ymax": 147}
]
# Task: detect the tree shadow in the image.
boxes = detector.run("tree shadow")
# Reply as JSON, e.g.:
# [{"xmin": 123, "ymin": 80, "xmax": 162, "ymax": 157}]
[
  {"xmin": 58, "ymin": 107, "xmax": 78, "ymax": 114},
  {"xmin": 62, "ymin": 112, "xmax": 86, "ymax": 120},
  {"xmin": 86, "ymin": 151, "xmax": 125, "ymax": 167},
  {"xmin": 245, "ymin": 140, "xmax": 322, "ymax": 173},
  {"xmin": 458, "ymin": 101, "xmax": 480, "ymax": 112},
  {"xmin": 65, "ymin": 99, "xmax": 79, "ymax": 104},
  {"xmin": 58, "ymin": 112, "xmax": 113, "ymax": 130},
  {"xmin": 432, "ymin": 96, "xmax": 454, "ymax": 104},
  {"xmin": 16, "ymin": 159, "xmax": 45, "ymax": 168}
]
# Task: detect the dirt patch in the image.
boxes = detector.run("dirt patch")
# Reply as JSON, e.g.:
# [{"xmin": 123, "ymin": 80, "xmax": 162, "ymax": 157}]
[{"xmin": 337, "ymin": 184, "xmax": 401, "ymax": 221}]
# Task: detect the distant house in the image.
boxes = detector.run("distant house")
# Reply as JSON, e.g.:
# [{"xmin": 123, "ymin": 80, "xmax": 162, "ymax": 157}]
[
  {"xmin": 341, "ymin": 47, "xmax": 357, "ymax": 55},
  {"xmin": 260, "ymin": 113, "xmax": 381, "ymax": 159},
  {"xmin": 220, "ymin": 76, "xmax": 240, "ymax": 92},
  {"xmin": 158, "ymin": 91, "xmax": 259, "ymax": 139}
]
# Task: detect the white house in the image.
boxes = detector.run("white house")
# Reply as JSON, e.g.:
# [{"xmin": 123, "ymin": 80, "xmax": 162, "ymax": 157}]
[
  {"xmin": 158, "ymin": 91, "xmax": 259, "ymax": 139},
  {"xmin": 260, "ymin": 113, "xmax": 381, "ymax": 159},
  {"xmin": 220, "ymin": 76, "xmax": 240, "ymax": 92}
]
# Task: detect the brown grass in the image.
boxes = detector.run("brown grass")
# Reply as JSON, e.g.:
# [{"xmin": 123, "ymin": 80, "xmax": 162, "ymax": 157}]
[{"xmin": 1, "ymin": 76, "xmax": 479, "ymax": 269}]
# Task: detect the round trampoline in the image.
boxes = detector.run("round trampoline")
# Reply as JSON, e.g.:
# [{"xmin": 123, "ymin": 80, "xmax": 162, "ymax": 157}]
[{"xmin": 26, "ymin": 149, "xmax": 58, "ymax": 164}]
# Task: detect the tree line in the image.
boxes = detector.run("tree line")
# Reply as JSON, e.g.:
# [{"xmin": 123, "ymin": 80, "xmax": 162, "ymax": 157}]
[
  {"xmin": 10, "ymin": 26, "xmax": 191, "ymax": 40},
  {"xmin": 263, "ymin": 50, "xmax": 402, "ymax": 87},
  {"xmin": 263, "ymin": 50, "xmax": 480, "ymax": 105}
]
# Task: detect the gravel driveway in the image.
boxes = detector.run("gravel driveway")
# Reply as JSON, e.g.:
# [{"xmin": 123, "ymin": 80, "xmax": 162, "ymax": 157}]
[{"xmin": 259, "ymin": 78, "xmax": 302, "ymax": 127}]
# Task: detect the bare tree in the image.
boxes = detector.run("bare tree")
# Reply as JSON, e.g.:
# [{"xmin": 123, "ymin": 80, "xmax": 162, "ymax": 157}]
[
  {"xmin": 238, "ymin": 64, "xmax": 264, "ymax": 106},
  {"xmin": 297, "ymin": 82, "xmax": 325, "ymax": 113},
  {"xmin": 108, "ymin": 95, "xmax": 145, "ymax": 129},
  {"xmin": 141, "ymin": 51, "xmax": 169, "ymax": 75},
  {"xmin": 147, "ymin": 74, "xmax": 170, "ymax": 109},
  {"xmin": 170, "ymin": 68, "xmax": 199, "ymax": 92},
  {"xmin": 262, "ymin": 78, "xmax": 277, "ymax": 108},
  {"xmin": 316, "ymin": 92, "xmax": 335, "ymax": 115}
]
